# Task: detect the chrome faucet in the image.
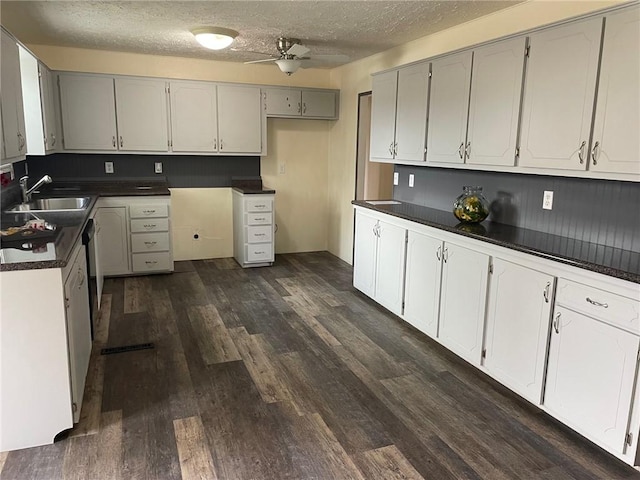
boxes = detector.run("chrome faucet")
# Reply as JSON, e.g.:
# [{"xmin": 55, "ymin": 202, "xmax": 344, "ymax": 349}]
[{"xmin": 20, "ymin": 175, "xmax": 53, "ymax": 203}]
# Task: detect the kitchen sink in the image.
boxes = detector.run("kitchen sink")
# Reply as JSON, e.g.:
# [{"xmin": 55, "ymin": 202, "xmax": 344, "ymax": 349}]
[{"xmin": 5, "ymin": 197, "xmax": 91, "ymax": 213}]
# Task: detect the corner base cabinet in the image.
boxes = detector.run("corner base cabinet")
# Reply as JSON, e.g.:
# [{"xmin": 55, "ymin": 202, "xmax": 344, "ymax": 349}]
[{"xmin": 232, "ymin": 190, "xmax": 275, "ymax": 268}]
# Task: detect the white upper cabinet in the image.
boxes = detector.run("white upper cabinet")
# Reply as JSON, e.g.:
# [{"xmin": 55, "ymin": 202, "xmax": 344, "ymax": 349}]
[
  {"xmin": 1, "ymin": 30, "xmax": 26, "ymax": 162},
  {"xmin": 115, "ymin": 77, "xmax": 168, "ymax": 151},
  {"xmin": 519, "ymin": 18, "xmax": 602, "ymax": 170},
  {"xmin": 426, "ymin": 51, "xmax": 472, "ymax": 165},
  {"xmin": 484, "ymin": 259, "xmax": 555, "ymax": 404},
  {"xmin": 59, "ymin": 73, "xmax": 118, "ymax": 150},
  {"xmin": 467, "ymin": 37, "xmax": 526, "ymax": 167},
  {"xmin": 370, "ymin": 70, "xmax": 398, "ymax": 161},
  {"xmin": 264, "ymin": 88, "xmax": 338, "ymax": 119},
  {"xmin": 39, "ymin": 65, "xmax": 58, "ymax": 152},
  {"xmin": 169, "ymin": 81, "xmax": 218, "ymax": 153},
  {"xmin": 217, "ymin": 84, "xmax": 262, "ymax": 154},
  {"xmin": 301, "ymin": 90, "xmax": 337, "ymax": 118},
  {"xmin": 395, "ymin": 62, "xmax": 430, "ymax": 162},
  {"xmin": 590, "ymin": 6, "xmax": 640, "ymax": 175},
  {"xmin": 264, "ymin": 88, "xmax": 301, "ymax": 116}
]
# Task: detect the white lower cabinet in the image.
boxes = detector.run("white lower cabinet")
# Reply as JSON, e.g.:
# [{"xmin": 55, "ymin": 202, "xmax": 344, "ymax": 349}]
[
  {"xmin": 95, "ymin": 206, "xmax": 129, "ymax": 276},
  {"xmin": 353, "ymin": 210, "xmax": 406, "ymax": 316},
  {"xmin": 403, "ymin": 230, "xmax": 443, "ymax": 338},
  {"xmin": 438, "ymin": 242, "xmax": 489, "ymax": 366},
  {"xmin": 232, "ymin": 190, "xmax": 276, "ymax": 268},
  {"xmin": 483, "ymin": 259, "xmax": 555, "ymax": 403}
]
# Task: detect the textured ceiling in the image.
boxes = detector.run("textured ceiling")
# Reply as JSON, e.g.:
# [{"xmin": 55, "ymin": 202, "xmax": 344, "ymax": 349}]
[{"xmin": 1, "ymin": 1, "xmax": 525, "ymax": 67}]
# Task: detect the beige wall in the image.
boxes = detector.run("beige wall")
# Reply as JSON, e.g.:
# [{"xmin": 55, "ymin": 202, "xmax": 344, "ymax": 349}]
[{"xmin": 327, "ymin": 0, "xmax": 625, "ymax": 264}]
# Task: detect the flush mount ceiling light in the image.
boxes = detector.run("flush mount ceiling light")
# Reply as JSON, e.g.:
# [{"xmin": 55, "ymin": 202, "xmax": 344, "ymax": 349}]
[
  {"xmin": 275, "ymin": 58, "xmax": 302, "ymax": 76},
  {"xmin": 192, "ymin": 27, "xmax": 238, "ymax": 50}
]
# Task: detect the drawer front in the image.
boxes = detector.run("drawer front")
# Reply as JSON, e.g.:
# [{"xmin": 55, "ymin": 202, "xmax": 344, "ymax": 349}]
[
  {"xmin": 246, "ymin": 212, "xmax": 273, "ymax": 226},
  {"xmin": 556, "ymin": 278, "xmax": 639, "ymax": 333},
  {"xmin": 132, "ymin": 252, "xmax": 172, "ymax": 272},
  {"xmin": 246, "ymin": 243, "xmax": 273, "ymax": 262},
  {"xmin": 130, "ymin": 204, "xmax": 169, "ymax": 218},
  {"xmin": 130, "ymin": 218, "xmax": 169, "ymax": 233},
  {"xmin": 247, "ymin": 225, "xmax": 272, "ymax": 243},
  {"xmin": 131, "ymin": 232, "xmax": 170, "ymax": 253},
  {"xmin": 245, "ymin": 197, "xmax": 273, "ymax": 213}
]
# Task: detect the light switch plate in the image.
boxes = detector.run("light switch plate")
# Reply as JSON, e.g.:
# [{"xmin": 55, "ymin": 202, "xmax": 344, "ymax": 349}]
[
  {"xmin": 543, "ymin": 190, "xmax": 553, "ymax": 210},
  {"xmin": 409, "ymin": 174, "xmax": 415, "ymax": 188},
  {"xmin": 105, "ymin": 161, "xmax": 114, "ymax": 174},
  {"xmin": 154, "ymin": 162, "xmax": 163, "ymax": 174},
  {"xmin": 393, "ymin": 172, "xmax": 399, "ymax": 186},
  {"xmin": 279, "ymin": 164, "xmax": 286, "ymax": 175}
]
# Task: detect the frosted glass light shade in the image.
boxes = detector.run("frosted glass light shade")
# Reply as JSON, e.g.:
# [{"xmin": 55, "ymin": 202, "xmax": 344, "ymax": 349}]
[
  {"xmin": 192, "ymin": 27, "xmax": 238, "ymax": 50},
  {"xmin": 275, "ymin": 58, "xmax": 302, "ymax": 75}
]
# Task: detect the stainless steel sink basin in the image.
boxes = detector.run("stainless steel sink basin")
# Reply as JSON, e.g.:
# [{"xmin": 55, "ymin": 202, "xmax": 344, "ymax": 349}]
[{"xmin": 5, "ymin": 197, "xmax": 90, "ymax": 213}]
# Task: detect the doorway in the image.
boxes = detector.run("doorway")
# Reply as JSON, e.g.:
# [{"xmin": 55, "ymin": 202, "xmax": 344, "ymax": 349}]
[{"xmin": 354, "ymin": 92, "xmax": 394, "ymax": 201}]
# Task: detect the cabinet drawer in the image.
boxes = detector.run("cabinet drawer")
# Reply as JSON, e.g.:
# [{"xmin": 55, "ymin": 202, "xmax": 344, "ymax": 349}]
[
  {"xmin": 130, "ymin": 218, "xmax": 169, "ymax": 233},
  {"xmin": 131, "ymin": 232, "xmax": 170, "ymax": 253},
  {"xmin": 246, "ymin": 243, "xmax": 273, "ymax": 262},
  {"xmin": 245, "ymin": 197, "xmax": 273, "ymax": 213},
  {"xmin": 246, "ymin": 212, "xmax": 273, "ymax": 226},
  {"xmin": 130, "ymin": 204, "xmax": 168, "ymax": 218},
  {"xmin": 246, "ymin": 225, "xmax": 272, "ymax": 243},
  {"xmin": 132, "ymin": 252, "xmax": 172, "ymax": 272},
  {"xmin": 556, "ymin": 278, "xmax": 639, "ymax": 333}
]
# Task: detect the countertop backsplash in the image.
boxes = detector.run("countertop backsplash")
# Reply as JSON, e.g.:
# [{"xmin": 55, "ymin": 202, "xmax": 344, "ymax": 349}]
[{"xmin": 393, "ymin": 165, "xmax": 639, "ymax": 253}]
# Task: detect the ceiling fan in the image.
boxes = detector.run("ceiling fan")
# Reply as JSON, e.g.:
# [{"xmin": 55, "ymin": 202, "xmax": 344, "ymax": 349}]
[{"xmin": 243, "ymin": 37, "xmax": 349, "ymax": 75}]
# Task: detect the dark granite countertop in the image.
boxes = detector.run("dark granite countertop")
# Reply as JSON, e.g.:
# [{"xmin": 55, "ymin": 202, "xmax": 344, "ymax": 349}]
[
  {"xmin": 232, "ymin": 186, "xmax": 276, "ymax": 195},
  {"xmin": 353, "ymin": 200, "xmax": 640, "ymax": 284},
  {"xmin": 1, "ymin": 179, "xmax": 172, "ymax": 272}
]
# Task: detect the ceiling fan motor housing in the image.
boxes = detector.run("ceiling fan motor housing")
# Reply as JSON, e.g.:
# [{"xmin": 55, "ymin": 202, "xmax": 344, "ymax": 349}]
[{"xmin": 277, "ymin": 37, "xmax": 301, "ymax": 56}]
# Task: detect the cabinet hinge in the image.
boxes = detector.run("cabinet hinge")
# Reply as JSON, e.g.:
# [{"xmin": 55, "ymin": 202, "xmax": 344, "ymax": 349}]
[
  {"xmin": 626, "ymin": 432, "xmax": 633, "ymax": 446},
  {"xmin": 405, "ymin": 231, "xmax": 408, "ymax": 244},
  {"xmin": 481, "ymin": 349, "xmax": 486, "ymax": 359},
  {"xmin": 402, "ymin": 301, "xmax": 405, "ymax": 309},
  {"xmin": 65, "ymin": 297, "xmax": 70, "ymax": 308},
  {"xmin": 489, "ymin": 264, "xmax": 493, "ymax": 274},
  {"xmin": 428, "ymin": 71, "xmax": 432, "ymax": 78},
  {"xmin": 525, "ymin": 45, "xmax": 530, "ymax": 58},
  {"xmin": 167, "ymin": 85, "xmax": 170, "ymax": 94},
  {"xmin": 515, "ymin": 147, "xmax": 520, "ymax": 159}
]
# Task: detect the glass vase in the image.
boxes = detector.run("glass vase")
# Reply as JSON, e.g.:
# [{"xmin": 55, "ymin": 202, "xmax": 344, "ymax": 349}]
[{"xmin": 453, "ymin": 186, "xmax": 490, "ymax": 223}]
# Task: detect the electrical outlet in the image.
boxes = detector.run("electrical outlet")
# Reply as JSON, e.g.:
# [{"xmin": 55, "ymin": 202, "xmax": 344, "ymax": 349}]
[
  {"xmin": 393, "ymin": 172, "xmax": 399, "ymax": 186},
  {"xmin": 104, "ymin": 161, "xmax": 114, "ymax": 174},
  {"xmin": 154, "ymin": 162, "xmax": 163, "ymax": 174},
  {"xmin": 409, "ymin": 174, "xmax": 415, "ymax": 188},
  {"xmin": 543, "ymin": 190, "xmax": 554, "ymax": 210},
  {"xmin": 279, "ymin": 164, "xmax": 286, "ymax": 175}
]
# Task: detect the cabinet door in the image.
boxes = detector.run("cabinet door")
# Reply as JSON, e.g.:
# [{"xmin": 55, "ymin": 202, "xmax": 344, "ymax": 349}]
[
  {"xmin": 302, "ymin": 90, "xmax": 336, "ymax": 118},
  {"xmin": 369, "ymin": 70, "xmax": 398, "ymax": 161},
  {"xmin": 170, "ymin": 81, "xmax": 218, "ymax": 152},
  {"xmin": 484, "ymin": 259, "xmax": 554, "ymax": 404},
  {"xmin": 426, "ymin": 51, "xmax": 472, "ymax": 164},
  {"xmin": 519, "ymin": 18, "xmax": 602, "ymax": 170},
  {"xmin": 64, "ymin": 250, "xmax": 92, "ymax": 423},
  {"xmin": 375, "ymin": 220, "xmax": 407, "ymax": 316},
  {"xmin": 265, "ymin": 87, "xmax": 302, "ymax": 116},
  {"xmin": 353, "ymin": 212, "xmax": 378, "ymax": 299},
  {"xmin": 395, "ymin": 62, "xmax": 430, "ymax": 162},
  {"xmin": 438, "ymin": 242, "xmax": 489, "ymax": 365},
  {"xmin": 403, "ymin": 230, "xmax": 443, "ymax": 338},
  {"xmin": 115, "ymin": 78, "xmax": 168, "ymax": 151},
  {"xmin": 96, "ymin": 207, "xmax": 130, "ymax": 276},
  {"xmin": 467, "ymin": 38, "xmax": 525, "ymax": 166},
  {"xmin": 217, "ymin": 85, "xmax": 262, "ymax": 154},
  {"xmin": 545, "ymin": 306, "xmax": 639, "ymax": 454},
  {"xmin": 1, "ymin": 30, "xmax": 26, "ymax": 160},
  {"xmin": 59, "ymin": 74, "xmax": 117, "ymax": 150},
  {"xmin": 590, "ymin": 6, "xmax": 640, "ymax": 175},
  {"xmin": 39, "ymin": 65, "xmax": 58, "ymax": 152}
]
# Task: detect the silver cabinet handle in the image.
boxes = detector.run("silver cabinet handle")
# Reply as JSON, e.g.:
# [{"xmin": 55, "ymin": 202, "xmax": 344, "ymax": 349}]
[
  {"xmin": 51, "ymin": 133, "xmax": 56, "ymax": 146},
  {"xmin": 143, "ymin": 224, "xmax": 157, "ymax": 229},
  {"xmin": 394, "ymin": 142, "xmax": 398, "ymax": 157},
  {"xmin": 302, "ymin": 102, "xmax": 307, "ymax": 114},
  {"xmin": 436, "ymin": 245, "xmax": 441, "ymax": 261},
  {"xmin": 458, "ymin": 142, "xmax": 464, "ymax": 159},
  {"xmin": 145, "ymin": 260, "xmax": 158, "ymax": 265},
  {"xmin": 144, "ymin": 241, "xmax": 157, "ymax": 246},
  {"xmin": 142, "ymin": 209, "xmax": 156, "ymax": 215},
  {"xmin": 591, "ymin": 141, "xmax": 600, "ymax": 165},
  {"xmin": 119, "ymin": 136, "xmax": 124, "ymax": 148},
  {"xmin": 389, "ymin": 142, "xmax": 394, "ymax": 157},
  {"xmin": 112, "ymin": 136, "xmax": 116, "ymax": 148},
  {"xmin": 465, "ymin": 142, "xmax": 471, "ymax": 160},
  {"xmin": 578, "ymin": 140, "xmax": 586, "ymax": 164},
  {"xmin": 297, "ymin": 102, "xmax": 301, "ymax": 114},
  {"xmin": 543, "ymin": 282, "xmax": 551, "ymax": 303},
  {"xmin": 77, "ymin": 268, "xmax": 85, "ymax": 288},
  {"xmin": 443, "ymin": 247, "xmax": 449, "ymax": 263},
  {"xmin": 553, "ymin": 312, "xmax": 561, "ymax": 333},
  {"xmin": 586, "ymin": 297, "xmax": 608, "ymax": 308}
]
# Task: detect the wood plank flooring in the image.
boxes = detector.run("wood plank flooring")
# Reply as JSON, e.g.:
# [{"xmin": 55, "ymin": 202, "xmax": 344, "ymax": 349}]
[{"xmin": 2, "ymin": 252, "xmax": 639, "ymax": 480}]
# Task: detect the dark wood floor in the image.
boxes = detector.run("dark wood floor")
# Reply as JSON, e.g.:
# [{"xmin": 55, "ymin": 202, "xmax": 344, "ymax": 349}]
[{"xmin": 2, "ymin": 252, "xmax": 639, "ymax": 479}]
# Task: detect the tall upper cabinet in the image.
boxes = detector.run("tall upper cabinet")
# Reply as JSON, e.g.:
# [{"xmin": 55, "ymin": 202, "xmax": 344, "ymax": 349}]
[
  {"xmin": 370, "ymin": 62, "xmax": 430, "ymax": 163},
  {"xmin": 1, "ymin": 29, "xmax": 26, "ymax": 163},
  {"xmin": 590, "ymin": 6, "xmax": 640, "ymax": 175},
  {"xmin": 518, "ymin": 18, "xmax": 603, "ymax": 171}
]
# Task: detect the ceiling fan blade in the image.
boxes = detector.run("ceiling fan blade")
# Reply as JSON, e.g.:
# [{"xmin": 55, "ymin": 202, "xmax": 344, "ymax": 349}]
[
  {"xmin": 304, "ymin": 54, "xmax": 350, "ymax": 63},
  {"xmin": 244, "ymin": 58, "xmax": 278, "ymax": 65},
  {"xmin": 286, "ymin": 43, "xmax": 310, "ymax": 58}
]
